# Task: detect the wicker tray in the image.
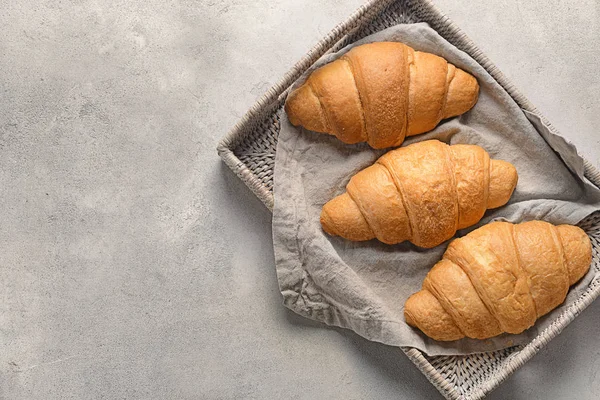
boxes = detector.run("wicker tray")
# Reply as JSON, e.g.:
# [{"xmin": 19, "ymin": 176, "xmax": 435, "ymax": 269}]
[{"xmin": 216, "ymin": 0, "xmax": 600, "ymax": 398}]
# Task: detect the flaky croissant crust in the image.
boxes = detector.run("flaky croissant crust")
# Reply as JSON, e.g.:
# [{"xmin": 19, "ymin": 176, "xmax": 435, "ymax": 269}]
[
  {"xmin": 285, "ymin": 42, "xmax": 479, "ymax": 149},
  {"xmin": 404, "ymin": 221, "xmax": 592, "ymax": 341},
  {"xmin": 320, "ymin": 140, "xmax": 518, "ymax": 248}
]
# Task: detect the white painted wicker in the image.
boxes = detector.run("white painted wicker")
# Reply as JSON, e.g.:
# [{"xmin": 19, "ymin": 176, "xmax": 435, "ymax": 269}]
[{"xmin": 217, "ymin": 0, "xmax": 600, "ymax": 398}]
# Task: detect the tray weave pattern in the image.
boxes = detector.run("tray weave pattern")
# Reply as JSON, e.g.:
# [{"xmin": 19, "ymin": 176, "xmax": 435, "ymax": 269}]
[{"xmin": 217, "ymin": 0, "xmax": 600, "ymax": 398}]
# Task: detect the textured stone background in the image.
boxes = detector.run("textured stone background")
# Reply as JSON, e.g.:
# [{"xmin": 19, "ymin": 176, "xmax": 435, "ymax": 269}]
[{"xmin": 0, "ymin": 0, "xmax": 598, "ymax": 398}]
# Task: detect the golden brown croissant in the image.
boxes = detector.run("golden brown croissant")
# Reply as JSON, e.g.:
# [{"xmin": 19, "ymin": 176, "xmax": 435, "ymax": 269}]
[
  {"xmin": 404, "ymin": 221, "xmax": 592, "ymax": 341},
  {"xmin": 285, "ymin": 42, "xmax": 479, "ymax": 149},
  {"xmin": 320, "ymin": 140, "xmax": 518, "ymax": 248}
]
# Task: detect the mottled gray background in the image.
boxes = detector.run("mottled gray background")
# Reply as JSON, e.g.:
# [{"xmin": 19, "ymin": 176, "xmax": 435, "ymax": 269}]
[{"xmin": 0, "ymin": 0, "xmax": 598, "ymax": 399}]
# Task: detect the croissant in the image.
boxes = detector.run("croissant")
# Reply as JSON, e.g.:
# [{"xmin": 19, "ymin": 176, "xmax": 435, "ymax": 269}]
[
  {"xmin": 404, "ymin": 221, "xmax": 592, "ymax": 341},
  {"xmin": 285, "ymin": 42, "xmax": 479, "ymax": 149},
  {"xmin": 320, "ymin": 140, "xmax": 518, "ymax": 248}
]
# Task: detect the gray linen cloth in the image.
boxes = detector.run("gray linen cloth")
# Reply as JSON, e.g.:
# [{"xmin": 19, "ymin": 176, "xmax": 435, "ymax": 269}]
[{"xmin": 272, "ymin": 23, "xmax": 600, "ymax": 356}]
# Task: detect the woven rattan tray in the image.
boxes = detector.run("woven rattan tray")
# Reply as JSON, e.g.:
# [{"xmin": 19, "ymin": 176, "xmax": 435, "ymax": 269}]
[{"xmin": 217, "ymin": 0, "xmax": 600, "ymax": 398}]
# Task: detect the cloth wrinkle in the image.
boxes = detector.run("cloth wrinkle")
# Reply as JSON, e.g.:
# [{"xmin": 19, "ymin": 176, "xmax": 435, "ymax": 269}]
[{"xmin": 272, "ymin": 23, "xmax": 600, "ymax": 356}]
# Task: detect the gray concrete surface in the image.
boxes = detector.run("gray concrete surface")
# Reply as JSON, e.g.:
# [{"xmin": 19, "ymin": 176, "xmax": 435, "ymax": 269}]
[{"xmin": 0, "ymin": 0, "xmax": 598, "ymax": 398}]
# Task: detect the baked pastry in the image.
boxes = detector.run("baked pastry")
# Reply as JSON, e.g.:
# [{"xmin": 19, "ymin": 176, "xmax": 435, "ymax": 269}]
[
  {"xmin": 285, "ymin": 42, "xmax": 479, "ymax": 148},
  {"xmin": 320, "ymin": 140, "xmax": 518, "ymax": 248},
  {"xmin": 404, "ymin": 221, "xmax": 592, "ymax": 341}
]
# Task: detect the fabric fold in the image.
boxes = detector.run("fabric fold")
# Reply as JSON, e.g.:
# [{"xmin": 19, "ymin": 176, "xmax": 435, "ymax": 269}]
[{"xmin": 272, "ymin": 23, "xmax": 600, "ymax": 356}]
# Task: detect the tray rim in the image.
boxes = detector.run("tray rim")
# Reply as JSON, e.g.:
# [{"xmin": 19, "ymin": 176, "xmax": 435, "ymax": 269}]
[
  {"xmin": 216, "ymin": 0, "xmax": 600, "ymax": 398},
  {"xmin": 217, "ymin": 0, "xmax": 398, "ymax": 211}
]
